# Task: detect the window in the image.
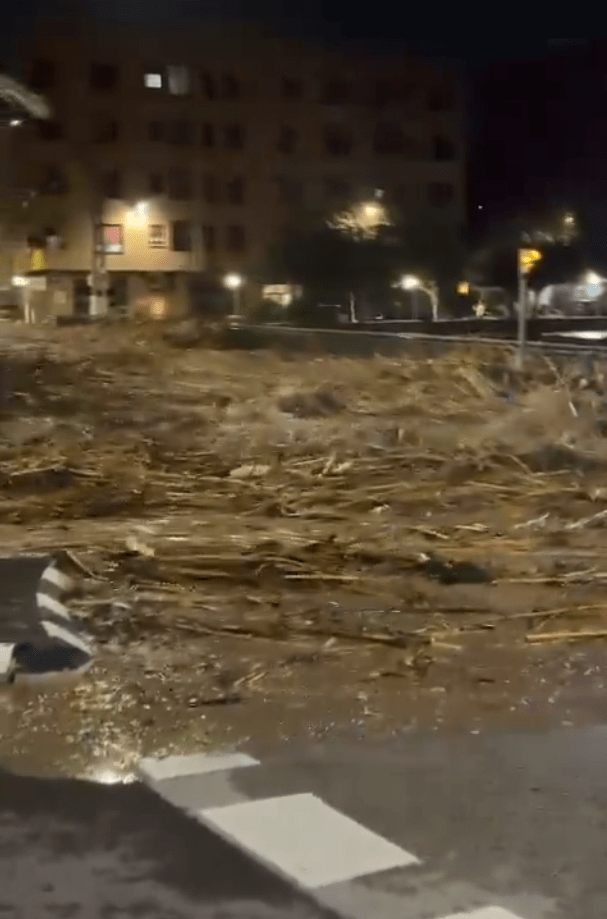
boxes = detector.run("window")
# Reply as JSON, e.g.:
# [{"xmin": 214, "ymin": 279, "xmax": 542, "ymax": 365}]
[
  {"xmin": 148, "ymin": 120, "xmax": 164, "ymax": 142},
  {"xmin": 202, "ymin": 122, "xmax": 214, "ymax": 148},
  {"xmin": 40, "ymin": 164, "xmax": 67, "ymax": 195},
  {"xmin": 373, "ymin": 124, "xmax": 415, "ymax": 157},
  {"xmin": 167, "ymin": 167, "xmax": 193, "ymax": 200},
  {"xmin": 374, "ymin": 79, "xmax": 413, "ymax": 106},
  {"xmin": 429, "ymin": 86, "xmax": 454, "ymax": 112},
  {"xmin": 202, "ymin": 173, "xmax": 218, "ymax": 204},
  {"xmin": 225, "ymin": 124, "xmax": 244, "ymax": 150},
  {"xmin": 37, "ymin": 120, "xmax": 64, "ymax": 141},
  {"xmin": 100, "ymin": 224, "xmax": 124, "ymax": 254},
  {"xmin": 202, "ymin": 224, "xmax": 216, "ymax": 252},
  {"xmin": 144, "ymin": 69, "xmax": 163, "ymax": 90},
  {"xmin": 227, "ymin": 225, "xmax": 246, "ymax": 253},
  {"xmin": 433, "ymin": 135, "xmax": 456, "ymax": 161},
  {"xmin": 324, "ymin": 176, "xmax": 350, "ymax": 199},
  {"xmin": 90, "ymin": 63, "xmax": 118, "ymax": 92},
  {"xmin": 222, "ymin": 74, "xmax": 240, "ymax": 99},
  {"xmin": 427, "ymin": 182, "xmax": 454, "ymax": 207},
  {"xmin": 275, "ymin": 176, "xmax": 303, "ymax": 205},
  {"xmin": 100, "ymin": 169, "xmax": 122, "ymax": 199},
  {"xmin": 277, "ymin": 125, "xmax": 297, "ymax": 155},
  {"xmin": 201, "ymin": 72, "xmax": 216, "ymax": 99},
  {"xmin": 282, "ymin": 77, "xmax": 302, "ymax": 99},
  {"xmin": 322, "ymin": 124, "xmax": 353, "ymax": 157},
  {"xmin": 92, "ymin": 119, "xmax": 119, "ymax": 143},
  {"xmin": 149, "ymin": 224, "xmax": 167, "ymax": 248},
  {"xmin": 226, "ymin": 177, "xmax": 244, "ymax": 205},
  {"xmin": 171, "ymin": 220, "xmax": 192, "ymax": 251},
  {"xmin": 29, "ymin": 59, "xmax": 56, "ymax": 90},
  {"xmin": 149, "ymin": 172, "xmax": 164, "ymax": 195},
  {"xmin": 169, "ymin": 120, "xmax": 193, "ymax": 145},
  {"xmin": 167, "ymin": 65, "xmax": 191, "ymax": 95},
  {"xmin": 321, "ymin": 79, "xmax": 352, "ymax": 104}
]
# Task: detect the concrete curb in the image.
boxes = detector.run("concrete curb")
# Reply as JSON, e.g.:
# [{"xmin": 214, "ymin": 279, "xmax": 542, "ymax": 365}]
[{"xmin": 0, "ymin": 552, "xmax": 93, "ymax": 680}]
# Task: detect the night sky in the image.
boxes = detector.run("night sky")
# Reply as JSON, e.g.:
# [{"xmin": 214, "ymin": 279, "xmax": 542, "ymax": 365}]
[{"xmin": 1, "ymin": 4, "xmax": 599, "ymax": 236}]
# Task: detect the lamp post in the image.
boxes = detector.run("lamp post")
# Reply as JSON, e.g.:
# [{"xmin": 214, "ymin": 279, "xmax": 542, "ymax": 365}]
[
  {"xmin": 224, "ymin": 272, "xmax": 243, "ymax": 321},
  {"xmin": 399, "ymin": 275, "xmax": 439, "ymax": 322}
]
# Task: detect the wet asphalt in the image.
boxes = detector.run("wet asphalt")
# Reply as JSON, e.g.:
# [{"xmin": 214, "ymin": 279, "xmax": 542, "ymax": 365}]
[{"xmin": 0, "ymin": 767, "xmax": 340, "ymax": 919}]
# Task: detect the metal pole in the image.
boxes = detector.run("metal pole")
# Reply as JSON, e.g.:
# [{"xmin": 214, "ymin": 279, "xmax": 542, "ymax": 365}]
[
  {"xmin": 516, "ymin": 262, "xmax": 527, "ymax": 370},
  {"xmin": 234, "ymin": 285, "xmax": 241, "ymax": 318}
]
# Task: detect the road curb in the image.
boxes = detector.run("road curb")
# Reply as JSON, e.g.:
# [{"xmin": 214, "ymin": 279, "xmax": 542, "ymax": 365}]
[{"xmin": 0, "ymin": 552, "xmax": 93, "ymax": 680}]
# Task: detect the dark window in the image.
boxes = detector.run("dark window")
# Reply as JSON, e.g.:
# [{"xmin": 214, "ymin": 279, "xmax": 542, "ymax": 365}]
[
  {"xmin": 29, "ymin": 59, "xmax": 56, "ymax": 91},
  {"xmin": 275, "ymin": 176, "xmax": 303, "ymax": 205},
  {"xmin": 226, "ymin": 177, "xmax": 244, "ymax": 205},
  {"xmin": 429, "ymin": 87, "xmax": 454, "ymax": 112},
  {"xmin": 202, "ymin": 173, "xmax": 218, "ymax": 204},
  {"xmin": 433, "ymin": 135, "xmax": 456, "ymax": 161},
  {"xmin": 324, "ymin": 176, "xmax": 350, "ymax": 199},
  {"xmin": 167, "ymin": 167, "xmax": 193, "ymax": 200},
  {"xmin": 40, "ymin": 164, "xmax": 67, "ymax": 195},
  {"xmin": 225, "ymin": 124, "xmax": 244, "ymax": 150},
  {"xmin": 201, "ymin": 72, "xmax": 216, "ymax": 99},
  {"xmin": 321, "ymin": 79, "xmax": 352, "ymax": 104},
  {"xmin": 373, "ymin": 124, "xmax": 415, "ymax": 157},
  {"xmin": 149, "ymin": 172, "xmax": 164, "ymax": 194},
  {"xmin": 227, "ymin": 225, "xmax": 246, "ymax": 253},
  {"xmin": 202, "ymin": 224, "xmax": 216, "ymax": 252},
  {"xmin": 222, "ymin": 74, "xmax": 240, "ymax": 99},
  {"xmin": 37, "ymin": 120, "xmax": 64, "ymax": 141},
  {"xmin": 100, "ymin": 169, "xmax": 122, "ymax": 199},
  {"xmin": 169, "ymin": 120, "xmax": 193, "ymax": 145},
  {"xmin": 277, "ymin": 125, "xmax": 297, "ymax": 155},
  {"xmin": 374, "ymin": 79, "xmax": 413, "ymax": 106},
  {"xmin": 148, "ymin": 120, "xmax": 164, "ymax": 142},
  {"xmin": 92, "ymin": 119, "xmax": 119, "ymax": 143},
  {"xmin": 171, "ymin": 220, "xmax": 192, "ymax": 251},
  {"xmin": 90, "ymin": 62, "xmax": 118, "ymax": 92},
  {"xmin": 201, "ymin": 122, "xmax": 215, "ymax": 147},
  {"xmin": 282, "ymin": 77, "xmax": 302, "ymax": 99},
  {"xmin": 322, "ymin": 124, "xmax": 353, "ymax": 157},
  {"xmin": 427, "ymin": 182, "xmax": 454, "ymax": 207},
  {"xmin": 149, "ymin": 224, "xmax": 167, "ymax": 247}
]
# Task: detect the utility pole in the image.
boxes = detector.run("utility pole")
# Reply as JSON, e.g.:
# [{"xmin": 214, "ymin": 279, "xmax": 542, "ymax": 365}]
[{"xmin": 515, "ymin": 247, "xmax": 542, "ymax": 370}]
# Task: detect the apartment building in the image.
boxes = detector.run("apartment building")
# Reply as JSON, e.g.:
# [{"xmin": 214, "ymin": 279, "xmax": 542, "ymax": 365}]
[{"xmin": 12, "ymin": 21, "xmax": 465, "ymax": 319}]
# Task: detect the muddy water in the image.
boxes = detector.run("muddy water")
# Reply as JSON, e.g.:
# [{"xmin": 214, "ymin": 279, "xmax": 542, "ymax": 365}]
[{"xmin": 1, "ymin": 627, "xmax": 607, "ymax": 780}]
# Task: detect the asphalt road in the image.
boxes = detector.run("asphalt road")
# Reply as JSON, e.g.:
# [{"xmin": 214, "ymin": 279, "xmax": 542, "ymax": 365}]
[{"xmin": 0, "ymin": 767, "xmax": 340, "ymax": 919}]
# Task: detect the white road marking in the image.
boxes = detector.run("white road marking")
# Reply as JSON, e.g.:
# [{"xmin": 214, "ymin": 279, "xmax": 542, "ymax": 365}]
[
  {"xmin": 41, "ymin": 619, "xmax": 92, "ymax": 655},
  {"xmin": 139, "ymin": 752, "xmax": 260, "ymax": 783},
  {"xmin": 442, "ymin": 909, "xmax": 527, "ymax": 918},
  {"xmin": 36, "ymin": 592, "xmax": 70, "ymax": 618},
  {"xmin": 200, "ymin": 792, "xmax": 419, "ymax": 888},
  {"xmin": 0, "ymin": 643, "xmax": 15, "ymax": 679},
  {"xmin": 40, "ymin": 564, "xmax": 72, "ymax": 591}
]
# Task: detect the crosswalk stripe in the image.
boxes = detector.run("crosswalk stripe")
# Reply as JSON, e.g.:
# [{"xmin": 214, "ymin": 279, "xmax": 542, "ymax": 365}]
[
  {"xmin": 441, "ymin": 909, "xmax": 526, "ymax": 919},
  {"xmin": 138, "ymin": 751, "xmax": 259, "ymax": 783},
  {"xmin": 199, "ymin": 792, "xmax": 420, "ymax": 888}
]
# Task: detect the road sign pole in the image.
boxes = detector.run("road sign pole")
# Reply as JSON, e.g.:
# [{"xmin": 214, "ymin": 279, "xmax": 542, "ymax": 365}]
[{"xmin": 516, "ymin": 262, "xmax": 527, "ymax": 370}]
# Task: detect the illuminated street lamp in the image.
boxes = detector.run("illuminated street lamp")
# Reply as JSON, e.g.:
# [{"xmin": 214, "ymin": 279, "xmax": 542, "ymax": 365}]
[
  {"xmin": 398, "ymin": 274, "xmax": 439, "ymax": 321},
  {"xmin": 224, "ymin": 272, "xmax": 244, "ymax": 319}
]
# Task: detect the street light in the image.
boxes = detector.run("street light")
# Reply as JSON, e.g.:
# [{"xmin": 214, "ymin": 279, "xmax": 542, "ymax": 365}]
[
  {"xmin": 224, "ymin": 273, "xmax": 243, "ymax": 320},
  {"xmin": 398, "ymin": 274, "xmax": 439, "ymax": 321},
  {"xmin": 401, "ymin": 274, "xmax": 421, "ymax": 291}
]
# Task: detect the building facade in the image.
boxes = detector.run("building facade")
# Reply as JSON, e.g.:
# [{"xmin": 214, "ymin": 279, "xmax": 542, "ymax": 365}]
[{"xmin": 12, "ymin": 20, "xmax": 465, "ymax": 319}]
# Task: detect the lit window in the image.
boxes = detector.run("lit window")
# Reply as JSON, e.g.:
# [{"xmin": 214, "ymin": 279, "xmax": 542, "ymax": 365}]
[
  {"xmin": 99, "ymin": 224, "xmax": 124, "ymax": 254},
  {"xmin": 149, "ymin": 224, "xmax": 167, "ymax": 248},
  {"xmin": 167, "ymin": 65, "xmax": 191, "ymax": 95},
  {"xmin": 145, "ymin": 72, "xmax": 163, "ymax": 90}
]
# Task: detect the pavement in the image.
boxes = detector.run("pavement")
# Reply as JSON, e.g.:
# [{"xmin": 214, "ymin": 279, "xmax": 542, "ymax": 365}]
[{"xmin": 2, "ymin": 726, "xmax": 607, "ymax": 917}]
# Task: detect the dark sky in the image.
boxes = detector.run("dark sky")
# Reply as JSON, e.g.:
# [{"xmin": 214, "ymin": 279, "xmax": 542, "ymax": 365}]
[{"xmin": 1, "ymin": 3, "xmax": 599, "ymax": 230}]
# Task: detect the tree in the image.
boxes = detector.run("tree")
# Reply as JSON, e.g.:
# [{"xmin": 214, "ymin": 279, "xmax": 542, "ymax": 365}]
[{"xmin": 261, "ymin": 204, "xmax": 466, "ymax": 322}]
